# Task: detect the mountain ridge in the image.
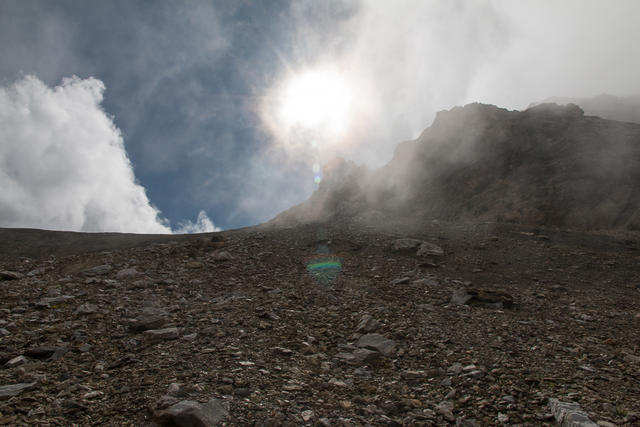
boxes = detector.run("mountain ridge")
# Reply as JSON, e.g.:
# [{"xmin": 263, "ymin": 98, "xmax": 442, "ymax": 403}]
[{"xmin": 272, "ymin": 102, "xmax": 640, "ymax": 230}]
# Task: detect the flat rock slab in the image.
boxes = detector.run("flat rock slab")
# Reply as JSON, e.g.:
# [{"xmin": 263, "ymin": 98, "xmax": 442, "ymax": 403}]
[
  {"xmin": 84, "ymin": 264, "xmax": 113, "ymax": 276},
  {"xmin": 0, "ymin": 382, "xmax": 37, "ymax": 400},
  {"xmin": 154, "ymin": 398, "xmax": 228, "ymax": 427},
  {"xmin": 450, "ymin": 288, "xmax": 514, "ymax": 308},
  {"xmin": 548, "ymin": 398, "xmax": 598, "ymax": 426},
  {"xmin": 0, "ymin": 270, "xmax": 23, "ymax": 280},
  {"xmin": 390, "ymin": 239, "xmax": 423, "ymax": 252},
  {"xmin": 417, "ymin": 241, "xmax": 445, "ymax": 257},
  {"xmin": 144, "ymin": 327, "xmax": 179, "ymax": 342},
  {"xmin": 35, "ymin": 295, "xmax": 75, "ymax": 308},
  {"xmin": 129, "ymin": 315, "xmax": 166, "ymax": 332},
  {"xmin": 357, "ymin": 333, "xmax": 396, "ymax": 356}
]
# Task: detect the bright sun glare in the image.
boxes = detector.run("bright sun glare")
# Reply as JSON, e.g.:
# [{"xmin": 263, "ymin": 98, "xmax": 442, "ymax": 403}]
[{"xmin": 278, "ymin": 67, "xmax": 352, "ymax": 136}]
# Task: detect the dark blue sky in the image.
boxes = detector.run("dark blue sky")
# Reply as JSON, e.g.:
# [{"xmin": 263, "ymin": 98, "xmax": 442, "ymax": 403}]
[
  {"xmin": 0, "ymin": 0, "xmax": 355, "ymax": 229},
  {"xmin": 2, "ymin": 1, "xmax": 639, "ymax": 231}
]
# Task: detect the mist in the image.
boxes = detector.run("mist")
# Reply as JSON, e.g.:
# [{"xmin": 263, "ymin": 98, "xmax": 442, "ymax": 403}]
[{"xmin": 274, "ymin": 0, "xmax": 640, "ymax": 168}]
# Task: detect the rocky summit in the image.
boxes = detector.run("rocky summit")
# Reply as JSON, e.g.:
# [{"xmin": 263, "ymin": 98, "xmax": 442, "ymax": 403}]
[
  {"xmin": 1, "ymin": 103, "xmax": 640, "ymax": 425},
  {"xmin": 275, "ymin": 103, "xmax": 640, "ymax": 230}
]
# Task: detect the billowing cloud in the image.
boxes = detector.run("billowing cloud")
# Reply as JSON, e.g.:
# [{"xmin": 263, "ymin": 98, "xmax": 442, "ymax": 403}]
[
  {"xmin": 174, "ymin": 210, "xmax": 220, "ymax": 234},
  {"xmin": 0, "ymin": 75, "xmax": 214, "ymax": 233}
]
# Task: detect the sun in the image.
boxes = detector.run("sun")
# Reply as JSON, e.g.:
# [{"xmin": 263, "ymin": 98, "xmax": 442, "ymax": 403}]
[{"xmin": 278, "ymin": 67, "xmax": 352, "ymax": 136}]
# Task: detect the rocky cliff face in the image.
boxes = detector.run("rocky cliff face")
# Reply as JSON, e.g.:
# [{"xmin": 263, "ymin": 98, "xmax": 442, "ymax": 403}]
[{"xmin": 274, "ymin": 102, "xmax": 640, "ymax": 230}]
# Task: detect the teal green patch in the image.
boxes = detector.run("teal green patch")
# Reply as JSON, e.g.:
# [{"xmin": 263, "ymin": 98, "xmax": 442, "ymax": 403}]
[{"xmin": 306, "ymin": 257, "xmax": 342, "ymax": 284}]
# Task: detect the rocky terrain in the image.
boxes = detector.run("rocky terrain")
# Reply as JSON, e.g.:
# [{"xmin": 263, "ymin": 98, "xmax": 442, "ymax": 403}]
[
  {"xmin": 2, "ymin": 102, "xmax": 640, "ymax": 426},
  {"xmin": 1, "ymin": 216, "xmax": 639, "ymax": 426}
]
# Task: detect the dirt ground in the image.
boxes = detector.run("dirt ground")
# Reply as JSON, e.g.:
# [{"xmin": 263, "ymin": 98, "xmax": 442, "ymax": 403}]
[{"xmin": 0, "ymin": 219, "xmax": 639, "ymax": 425}]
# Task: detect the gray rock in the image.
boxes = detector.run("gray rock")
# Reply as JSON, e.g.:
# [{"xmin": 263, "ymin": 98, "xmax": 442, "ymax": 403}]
[
  {"xmin": 449, "ymin": 288, "xmax": 514, "ymax": 308},
  {"xmin": 0, "ymin": 328, "xmax": 9, "ymax": 336},
  {"xmin": 211, "ymin": 251, "xmax": 234, "ymax": 261},
  {"xmin": 356, "ymin": 333, "xmax": 396, "ymax": 356},
  {"xmin": 353, "ymin": 348, "xmax": 382, "ymax": 362},
  {"xmin": 144, "ymin": 327, "xmax": 180, "ymax": 342},
  {"xmin": 0, "ymin": 382, "xmax": 37, "ymax": 400},
  {"xmin": 391, "ymin": 276, "xmax": 411, "ymax": 285},
  {"xmin": 35, "ymin": 295, "xmax": 75, "ymax": 308},
  {"xmin": 5, "ymin": 355, "xmax": 28, "ymax": 368},
  {"xmin": 436, "ymin": 400, "xmax": 455, "ymax": 422},
  {"xmin": 450, "ymin": 289, "xmax": 473, "ymax": 305},
  {"xmin": 154, "ymin": 398, "xmax": 228, "ymax": 427},
  {"xmin": 356, "ymin": 315, "xmax": 380, "ymax": 333},
  {"xmin": 129, "ymin": 315, "xmax": 166, "ymax": 332},
  {"xmin": 116, "ymin": 267, "xmax": 140, "ymax": 279},
  {"xmin": 547, "ymin": 398, "xmax": 598, "ymax": 426},
  {"xmin": 390, "ymin": 238, "xmax": 423, "ymax": 252},
  {"xmin": 335, "ymin": 352, "xmax": 357, "ymax": 364},
  {"xmin": 0, "ymin": 270, "xmax": 23, "ymax": 280},
  {"xmin": 75, "ymin": 303, "xmax": 98, "ymax": 315},
  {"xmin": 417, "ymin": 242, "xmax": 445, "ymax": 257},
  {"xmin": 84, "ymin": 264, "xmax": 113, "ymax": 276}
]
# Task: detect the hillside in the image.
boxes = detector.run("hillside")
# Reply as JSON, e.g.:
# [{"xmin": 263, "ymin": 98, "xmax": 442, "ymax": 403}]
[
  {"xmin": 1, "ymin": 102, "xmax": 640, "ymax": 426},
  {"xmin": 273, "ymin": 103, "xmax": 640, "ymax": 230}
]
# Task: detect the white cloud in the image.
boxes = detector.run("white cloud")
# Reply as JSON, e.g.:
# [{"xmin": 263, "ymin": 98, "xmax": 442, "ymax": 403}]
[
  {"xmin": 0, "ymin": 75, "xmax": 172, "ymax": 233},
  {"xmin": 174, "ymin": 210, "xmax": 220, "ymax": 234}
]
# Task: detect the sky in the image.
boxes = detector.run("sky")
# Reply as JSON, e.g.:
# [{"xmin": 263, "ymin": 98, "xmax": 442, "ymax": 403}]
[{"xmin": 1, "ymin": 0, "xmax": 639, "ymax": 233}]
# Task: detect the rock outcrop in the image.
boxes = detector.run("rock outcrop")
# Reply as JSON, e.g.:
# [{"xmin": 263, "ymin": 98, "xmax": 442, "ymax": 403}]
[{"xmin": 273, "ymin": 103, "xmax": 640, "ymax": 230}]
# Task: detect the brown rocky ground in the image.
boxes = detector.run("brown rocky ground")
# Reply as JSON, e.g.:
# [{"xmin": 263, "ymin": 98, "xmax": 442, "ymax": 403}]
[{"xmin": 1, "ymin": 218, "xmax": 639, "ymax": 426}]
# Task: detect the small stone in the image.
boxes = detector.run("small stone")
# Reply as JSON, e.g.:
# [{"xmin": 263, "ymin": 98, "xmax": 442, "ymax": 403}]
[
  {"xmin": 417, "ymin": 241, "xmax": 445, "ymax": 257},
  {"xmin": 35, "ymin": 295, "xmax": 75, "ymax": 308},
  {"xmin": 211, "ymin": 251, "xmax": 234, "ymax": 261},
  {"xmin": 416, "ymin": 304, "xmax": 436, "ymax": 312},
  {"xmin": 78, "ymin": 343, "xmax": 92, "ymax": 353},
  {"xmin": 128, "ymin": 315, "xmax": 165, "ymax": 332},
  {"xmin": 116, "ymin": 268, "xmax": 140, "ymax": 279},
  {"xmin": 301, "ymin": 410, "xmax": 314, "ymax": 422},
  {"xmin": 448, "ymin": 363, "xmax": 463, "ymax": 375},
  {"xmin": 167, "ymin": 383, "xmax": 186, "ymax": 397},
  {"xmin": 391, "ymin": 276, "xmax": 411, "ymax": 285},
  {"xmin": 235, "ymin": 388, "xmax": 251, "ymax": 397},
  {"xmin": 273, "ymin": 347, "xmax": 295, "ymax": 356},
  {"xmin": 82, "ymin": 391, "xmax": 103, "ymax": 400},
  {"xmin": 356, "ymin": 333, "xmax": 396, "ymax": 356},
  {"xmin": 0, "ymin": 328, "xmax": 9, "ymax": 337},
  {"xmin": 391, "ymin": 238, "xmax": 423, "ymax": 252},
  {"xmin": 450, "ymin": 289, "xmax": 473, "ymax": 305},
  {"xmin": 76, "ymin": 303, "xmax": 98, "ymax": 315},
  {"xmin": 84, "ymin": 264, "xmax": 113, "ymax": 276},
  {"xmin": 143, "ymin": 327, "xmax": 180, "ymax": 342},
  {"xmin": 154, "ymin": 398, "xmax": 228, "ymax": 426},
  {"xmin": 548, "ymin": 398, "xmax": 598, "ymax": 427},
  {"xmin": 5, "ymin": 355, "xmax": 28, "ymax": 368},
  {"xmin": 436, "ymin": 400, "xmax": 455, "ymax": 422},
  {"xmin": 623, "ymin": 353, "xmax": 640, "ymax": 364},
  {"xmin": 0, "ymin": 382, "xmax": 37, "ymax": 400},
  {"xmin": 497, "ymin": 412, "xmax": 509, "ymax": 423},
  {"xmin": 356, "ymin": 314, "xmax": 381, "ymax": 333},
  {"xmin": 353, "ymin": 348, "xmax": 382, "ymax": 362},
  {"xmin": 0, "ymin": 271, "xmax": 23, "ymax": 280},
  {"xmin": 335, "ymin": 353, "xmax": 357, "ymax": 363}
]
